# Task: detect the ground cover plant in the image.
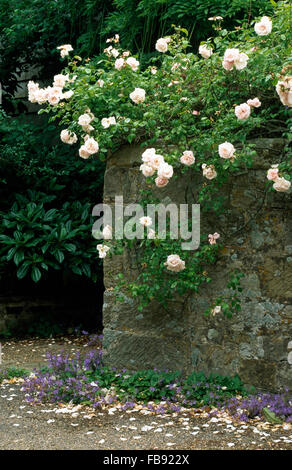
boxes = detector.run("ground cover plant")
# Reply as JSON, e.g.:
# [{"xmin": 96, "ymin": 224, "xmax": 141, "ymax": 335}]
[{"xmin": 19, "ymin": 334, "xmax": 292, "ymax": 424}]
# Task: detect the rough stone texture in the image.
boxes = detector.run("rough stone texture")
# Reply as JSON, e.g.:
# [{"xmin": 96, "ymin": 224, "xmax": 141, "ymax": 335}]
[{"xmin": 102, "ymin": 139, "xmax": 292, "ymax": 391}]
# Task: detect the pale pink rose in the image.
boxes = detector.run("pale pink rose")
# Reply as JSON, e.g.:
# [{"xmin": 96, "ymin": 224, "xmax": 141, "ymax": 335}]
[
  {"xmin": 79, "ymin": 146, "xmax": 91, "ymax": 159},
  {"xmin": 115, "ymin": 58, "xmax": 125, "ymax": 70},
  {"xmin": 97, "ymin": 79, "xmax": 104, "ymax": 87},
  {"xmin": 222, "ymin": 49, "xmax": 248, "ymax": 71},
  {"xmin": 157, "ymin": 162, "xmax": 173, "ymax": 179},
  {"xmin": 53, "ymin": 74, "xmax": 68, "ymax": 88},
  {"xmin": 208, "ymin": 16, "xmax": 223, "ymax": 21},
  {"xmin": 82, "ymin": 125, "xmax": 94, "ymax": 133},
  {"xmin": 254, "ymin": 16, "xmax": 272, "ymax": 36},
  {"xmin": 84, "ymin": 137, "xmax": 99, "ymax": 155},
  {"xmin": 273, "ymin": 177, "xmax": 291, "ymax": 192},
  {"xmin": 199, "ymin": 44, "xmax": 213, "ymax": 59},
  {"xmin": 27, "ymin": 81, "xmax": 40, "ymax": 102},
  {"xmin": 180, "ymin": 150, "xmax": 195, "ymax": 166},
  {"xmin": 267, "ymin": 167, "xmax": 279, "ymax": 181},
  {"xmin": 140, "ymin": 164, "xmax": 155, "ymax": 177},
  {"xmin": 102, "ymin": 225, "xmax": 113, "ymax": 240},
  {"xmin": 208, "ymin": 232, "xmax": 220, "ymax": 245},
  {"xmin": 122, "ymin": 51, "xmax": 130, "ymax": 57},
  {"xmin": 47, "ymin": 86, "xmax": 63, "ymax": 106},
  {"xmin": 235, "ymin": 103, "xmax": 251, "ymax": 120},
  {"xmin": 60, "ymin": 129, "xmax": 77, "ymax": 145},
  {"xmin": 234, "ymin": 52, "xmax": 249, "ymax": 70},
  {"xmin": 276, "ymin": 76, "xmax": 292, "ymax": 107},
  {"xmin": 27, "ymin": 80, "xmax": 39, "ymax": 92},
  {"xmin": 129, "ymin": 88, "xmax": 146, "ymax": 104},
  {"xmin": 57, "ymin": 44, "xmax": 73, "ymax": 58},
  {"xmin": 164, "ymin": 254, "xmax": 185, "ymax": 273},
  {"xmin": 222, "ymin": 60, "xmax": 234, "ymax": 71},
  {"xmin": 192, "ymin": 110, "xmax": 200, "ymax": 115},
  {"xmin": 111, "ymin": 48, "xmax": 119, "ymax": 58},
  {"xmin": 78, "ymin": 113, "xmax": 93, "ymax": 127},
  {"xmin": 155, "ymin": 176, "xmax": 169, "ymax": 188},
  {"xmin": 139, "ymin": 216, "xmax": 152, "ymax": 227},
  {"xmin": 223, "ymin": 48, "xmax": 240, "ymax": 64},
  {"xmin": 247, "ymin": 97, "xmax": 261, "ymax": 108},
  {"xmin": 141, "ymin": 148, "xmax": 156, "ymax": 163},
  {"xmin": 150, "ymin": 67, "xmax": 157, "ymax": 75},
  {"xmin": 35, "ymin": 88, "xmax": 49, "ymax": 104},
  {"xmin": 101, "ymin": 117, "xmax": 116, "ymax": 128},
  {"xmin": 149, "ymin": 154, "xmax": 164, "ymax": 170},
  {"xmin": 218, "ymin": 142, "xmax": 235, "ymax": 159},
  {"xmin": 202, "ymin": 164, "xmax": 217, "ymax": 180},
  {"xmin": 126, "ymin": 57, "xmax": 139, "ymax": 71},
  {"xmin": 155, "ymin": 38, "xmax": 168, "ymax": 53},
  {"xmin": 96, "ymin": 244, "xmax": 110, "ymax": 258}
]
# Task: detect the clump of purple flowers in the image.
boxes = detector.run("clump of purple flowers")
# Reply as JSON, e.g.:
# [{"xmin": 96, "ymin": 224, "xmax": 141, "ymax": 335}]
[
  {"xmin": 21, "ymin": 345, "xmax": 106, "ymax": 407},
  {"xmin": 223, "ymin": 388, "xmax": 292, "ymax": 423}
]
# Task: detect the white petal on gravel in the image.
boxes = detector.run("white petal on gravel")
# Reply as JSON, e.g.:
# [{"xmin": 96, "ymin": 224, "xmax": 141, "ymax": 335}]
[
  {"xmin": 47, "ymin": 419, "xmax": 55, "ymax": 424},
  {"xmin": 120, "ymin": 438, "xmax": 127, "ymax": 441},
  {"xmin": 129, "ymin": 417, "xmax": 136, "ymax": 421},
  {"xmin": 71, "ymin": 423, "xmax": 79, "ymax": 427},
  {"xmin": 154, "ymin": 428, "xmax": 162, "ymax": 432},
  {"xmin": 227, "ymin": 443, "xmax": 235, "ymax": 447},
  {"xmin": 166, "ymin": 434, "xmax": 173, "ymax": 437},
  {"xmin": 13, "ymin": 424, "xmax": 20, "ymax": 427},
  {"xmin": 167, "ymin": 443, "xmax": 175, "ymax": 446},
  {"xmin": 191, "ymin": 431, "xmax": 199, "ymax": 436},
  {"xmin": 133, "ymin": 436, "xmax": 141, "ymax": 439},
  {"xmin": 86, "ymin": 431, "xmax": 94, "ymax": 435},
  {"xmin": 99, "ymin": 439, "xmax": 105, "ymax": 444},
  {"xmin": 141, "ymin": 425, "xmax": 153, "ymax": 432}
]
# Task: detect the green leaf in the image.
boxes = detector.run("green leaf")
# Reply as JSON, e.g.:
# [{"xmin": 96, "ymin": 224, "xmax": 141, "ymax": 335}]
[
  {"xmin": 31, "ymin": 266, "xmax": 42, "ymax": 283},
  {"xmin": 262, "ymin": 407, "xmax": 283, "ymax": 424},
  {"xmin": 54, "ymin": 250, "xmax": 65, "ymax": 263},
  {"xmin": 17, "ymin": 263, "xmax": 30, "ymax": 280}
]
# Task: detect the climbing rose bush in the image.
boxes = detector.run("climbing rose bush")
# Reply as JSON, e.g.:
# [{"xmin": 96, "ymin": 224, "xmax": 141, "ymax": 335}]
[{"xmin": 30, "ymin": 1, "xmax": 292, "ymax": 312}]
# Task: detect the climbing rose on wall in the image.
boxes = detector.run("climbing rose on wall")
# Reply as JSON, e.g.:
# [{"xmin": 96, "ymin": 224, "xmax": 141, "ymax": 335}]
[
  {"xmin": 218, "ymin": 142, "xmax": 235, "ymax": 159},
  {"xmin": 164, "ymin": 254, "xmax": 185, "ymax": 272},
  {"xmin": 254, "ymin": 16, "xmax": 272, "ymax": 36},
  {"xmin": 60, "ymin": 129, "xmax": 77, "ymax": 145},
  {"xmin": 198, "ymin": 44, "xmax": 213, "ymax": 59},
  {"xmin": 235, "ymin": 103, "xmax": 251, "ymax": 120},
  {"xmin": 155, "ymin": 38, "xmax": 169, "ymax": 53},
  {"xmin": 130, "ymin": 88, "xmax": 146, "ymax": 104}
]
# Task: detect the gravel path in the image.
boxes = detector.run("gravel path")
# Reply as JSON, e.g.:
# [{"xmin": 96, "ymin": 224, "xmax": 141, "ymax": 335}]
[{"xmin": 0, "ymin": 337, "xmax": 292, "ymax": 450}]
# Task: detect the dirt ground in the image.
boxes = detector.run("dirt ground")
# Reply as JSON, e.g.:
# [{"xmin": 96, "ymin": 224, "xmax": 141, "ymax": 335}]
[{"xmin": 0, "ymin": 337, "xmax": 292, "ymax": 451}]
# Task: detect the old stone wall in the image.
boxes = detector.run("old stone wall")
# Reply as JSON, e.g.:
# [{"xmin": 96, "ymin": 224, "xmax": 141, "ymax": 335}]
[{"xmin": 102, "ymin": 139, "xmax": 292, "ymax": 391}]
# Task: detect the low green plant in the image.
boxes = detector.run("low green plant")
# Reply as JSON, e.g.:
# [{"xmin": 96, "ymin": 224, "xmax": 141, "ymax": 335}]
[
  {"xmin": 0, "ymin": 190, "xmax": 99, "ymax": 282},
  {"xmin": 0, "ymin": 366, "xmax": 29, "ymax": 383}
]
